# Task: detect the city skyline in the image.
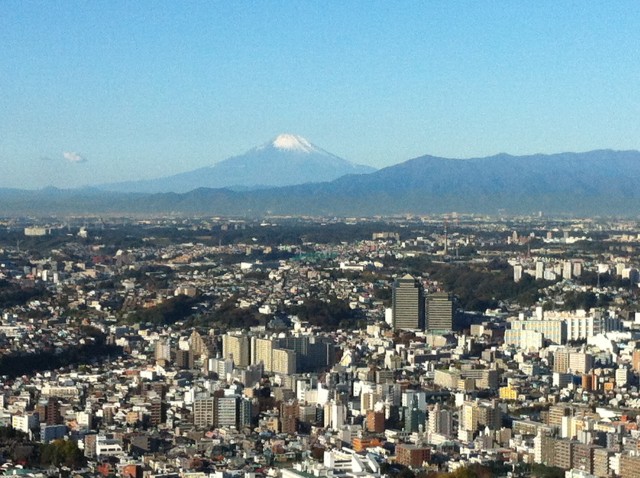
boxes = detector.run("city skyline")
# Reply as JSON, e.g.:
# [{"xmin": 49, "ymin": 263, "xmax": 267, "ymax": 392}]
[{"xmin": 2, "ymin": 2, "xmax": 640, "ymax": 189}]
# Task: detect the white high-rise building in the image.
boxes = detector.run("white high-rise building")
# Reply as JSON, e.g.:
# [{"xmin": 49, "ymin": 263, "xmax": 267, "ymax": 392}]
[
  {"xmin": 504, "ymin": 328, "xmax": 544, "ymax": 351},
  {"xmin": 513, "ymin": 264, "xmax": 523, "ymax": 283},
  {"xmin": 428, "ymin": 403, "xmax": 453, "ymax": 438},
  {"xmin": 509, "ymin": 318, "xmax": 566, "ymax": 345},
  {"xmin": 616, "ymin": 367, "xmax": 629, "ymax": 387},
  {"xmin": 324, "ymin": 401, "xmax": 346, "ymax": 430},
  {"xmin": 11, "ymin": 413, "xmax": 38, "ymax": 435},
  {"xmin": 533, "ymin": 431, "xmax": 545, "ymax": 464},
  {"xmin": 572, "ymin": 261, "xmax": 583, "ymax": 277}
]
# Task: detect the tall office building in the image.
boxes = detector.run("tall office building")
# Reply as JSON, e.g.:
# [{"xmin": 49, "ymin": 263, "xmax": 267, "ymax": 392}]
[
  {"xmin": 223, "ymin": 333, "xmax": 250, "ymax": 368},
  {"xmin": 272, "ymin": 348, "xmax": 297, "ymax": 375},
  {"xmin": 46, "ymin": 398, "xmax": 63, "ymax": 426},
  {"xmin": 175, "ymin": 349, "xmax": 194, "ymax": 370},
  {"xmin": 568, "ymin": 352, "xmax": 593, "ymax": 374},
  {"xmin": 189, "ymin": 330, "xmax": 211, "ymax": 359},
  {"xmin": 392, "ymin": 274, "xmax": 425, "ymax": 331},
  {"xmin": 251, "ymin": 335, "xmax": 335, "ymax": 374},
  {"xmin": 361, "ymin": 392, "xmax": 381, "ymax": 412},
  {"xmin": 193, "ymin": 398, "xmax": 216, "ymax": 428},
  {"xmin": 251, "ymin": 337, "xmax": 274, "ymax": 371},
  {"xmin": 154, "ymin": 338, "xmax": 171, "ymax": 365},
  {"xmin": 239, "ymin": 398, "xmax": 254, "ymax": 428},
  {"xmin": 280, "ymin": 399, "xmax": 299, "ymax": 435},
  {"xmin": 324, "ymin": 401, "xmax": 346, "ymax": 431},
  {"xmin": 428, "ymin": 403, "xmax": 453, "ymax": 437},
  {"xmin": 553, "ymin": 349, "xmax": 570, "ymax": 373},
  {"xmin": 460, "ymin": 400, "xmax": 502, "ymax": 435},
  {"xmin": 149, "ymin": 398, "xmax": 164, "ymax": 426},
  {"xmin": 216, "ymin": 396, "xmax": 239, "ymax": 428},
  {"xmin": 404, "ymin": 395, "xmax": 426, "ymax": 433},
  {"xmin": 366, "ymin": 410, "xmax": 385, "ymax": 433},
  {"xmin": 426, "ymin": 292, "xmax": 453, "ymax": 332}
]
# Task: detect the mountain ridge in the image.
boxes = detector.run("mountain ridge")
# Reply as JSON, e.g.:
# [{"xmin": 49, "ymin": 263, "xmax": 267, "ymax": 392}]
[{"xmin": 3, "ymin": 149, "xmax": 640, "ymax": 216}]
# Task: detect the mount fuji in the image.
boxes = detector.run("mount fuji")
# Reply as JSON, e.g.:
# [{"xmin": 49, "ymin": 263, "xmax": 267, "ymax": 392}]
[{"xmin": 100, "ymin": 134, "xmax": 376, "ymax": 193}]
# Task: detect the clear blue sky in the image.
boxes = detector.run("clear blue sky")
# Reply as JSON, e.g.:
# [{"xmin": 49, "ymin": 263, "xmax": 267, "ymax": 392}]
[{"xmin": 2, "ymin": 1, "xmax": 640, "ymax": 189}]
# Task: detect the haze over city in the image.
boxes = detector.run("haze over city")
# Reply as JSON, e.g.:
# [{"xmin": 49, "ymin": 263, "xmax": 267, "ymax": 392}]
[{"xmin": 2, "ymin": 2, "xmax": 640, "ymax": 189}]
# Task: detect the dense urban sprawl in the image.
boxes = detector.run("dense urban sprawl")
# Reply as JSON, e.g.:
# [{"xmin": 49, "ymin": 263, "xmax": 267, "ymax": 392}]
[{"xmin": 0, "ymin": 215, "xmax": 638, "ymax": 478}]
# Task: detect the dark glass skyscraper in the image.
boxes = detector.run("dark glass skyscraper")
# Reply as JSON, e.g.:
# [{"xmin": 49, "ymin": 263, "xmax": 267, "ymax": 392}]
[{"xmin": 392, "ymin": 274, "xmax": 425, "ymax": 331}]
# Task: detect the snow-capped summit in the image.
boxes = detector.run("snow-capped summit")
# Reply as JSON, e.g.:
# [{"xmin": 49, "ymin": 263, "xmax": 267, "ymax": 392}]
[
  {"xmin": 271, "ymin": 134, "xmax": 317, "ymax": 153},
  {"xmin": 99, "ymin": 134, "xmax": 377, "ymax": 193}
]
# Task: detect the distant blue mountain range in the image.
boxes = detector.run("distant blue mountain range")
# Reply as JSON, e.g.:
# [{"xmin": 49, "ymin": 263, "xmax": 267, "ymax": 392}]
[{"xmin": 2, "ymin": 147, "xmax": 640, "ymax": 216}]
